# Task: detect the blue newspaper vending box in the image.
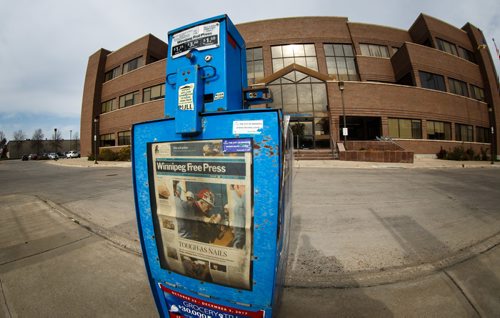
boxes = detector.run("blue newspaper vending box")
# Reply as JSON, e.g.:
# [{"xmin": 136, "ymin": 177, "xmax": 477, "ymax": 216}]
[{"xmin": 132, "ymin": 15, "xmax": 292, "ymax": 318}]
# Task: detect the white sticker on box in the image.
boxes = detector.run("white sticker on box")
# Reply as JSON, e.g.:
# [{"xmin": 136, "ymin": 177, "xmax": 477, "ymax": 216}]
[
  {"xmin": 214, "ymin": 92, "xmax": 224, "ymax": 101},
  {"xmin": 171, "ymin": 22, "xmax": 220, "ymax": 59},
  {"xmin": 178, "ymin": 83, "xmax": 194, "ymax": 110},
  {"xmin": 233, "ymin": 120, "xmax": 263, "ymax": 135}
]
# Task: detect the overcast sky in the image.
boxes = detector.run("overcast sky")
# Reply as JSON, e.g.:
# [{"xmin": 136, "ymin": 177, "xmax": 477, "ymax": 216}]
[{"xmin": 0, "ymin": 0, "xmax": 498, "ymax": 143}]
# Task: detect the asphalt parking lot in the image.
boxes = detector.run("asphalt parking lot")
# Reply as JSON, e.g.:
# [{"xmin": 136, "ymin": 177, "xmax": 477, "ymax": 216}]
[{"xmin": 0, "ymin": 159, "xmax": 499, "ymax": 317}]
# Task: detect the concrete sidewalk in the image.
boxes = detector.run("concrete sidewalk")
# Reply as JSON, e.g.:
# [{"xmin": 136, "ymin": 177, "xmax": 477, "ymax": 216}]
[
  {"xmin": 2, "ymin": 158, "xmax": 499, "ymax": 317},
  {"xmin": 1, "ymin": 194, "xmax": 499, "ymax": 317},
  {"xmin": 0, "ymin": 194, "xmax": 157, "ymax": 318}
]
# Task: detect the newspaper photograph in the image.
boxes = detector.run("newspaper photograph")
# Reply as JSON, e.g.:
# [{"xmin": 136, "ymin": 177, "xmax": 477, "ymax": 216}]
[{"xmin": 149, "ymin": 139, "xmax": 253, "ymax": 290}]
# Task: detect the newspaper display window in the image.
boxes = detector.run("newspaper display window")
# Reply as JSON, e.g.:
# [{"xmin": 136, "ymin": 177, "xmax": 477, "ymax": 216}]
[{"xmin": 148, "ymin": 139, "xmax": 253, "ymax": 290}]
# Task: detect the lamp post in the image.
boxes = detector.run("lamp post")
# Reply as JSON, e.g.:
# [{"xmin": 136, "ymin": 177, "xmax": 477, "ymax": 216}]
[
  {"xmin": 338, "ymin": 81, "xmax": 347, "ymax": 146},
  {"xmin": 94, "ymin": 116, "xmax": 99, "ymax": 164},
  {"xmin": 54, "ymin": 128, "xmax": 57, "ymax": 153},
  {"xmin": 70, "ymin": 129, "xmax": 72, "ymax": 152}
]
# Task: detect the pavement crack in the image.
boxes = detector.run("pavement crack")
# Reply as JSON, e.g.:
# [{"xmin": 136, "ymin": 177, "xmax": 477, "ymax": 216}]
[
  {"xmin": 443, "ymin": 270, "xmax": 482, "ymax": 317},
  {"xmin": 36, "ymin": 195, "xmax": 142, "ymax": 257},
  {"xmin": 0, "ymin": 277, "xmax": 13, "ymax": 318},
  {"xmin": 0, "ymin": 235, "xmax": 92, "ymax": 266}
]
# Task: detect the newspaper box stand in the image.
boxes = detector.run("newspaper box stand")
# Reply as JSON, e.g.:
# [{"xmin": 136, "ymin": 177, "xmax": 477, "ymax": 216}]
[{"xmin": 132, "ymin": 15, "xmax": 292, "ymax": 318}]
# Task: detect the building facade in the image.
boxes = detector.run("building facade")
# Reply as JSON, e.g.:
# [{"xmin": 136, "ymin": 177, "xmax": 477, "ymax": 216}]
[{"xmin": 81, "ymin": 14, "xmax": 499, "ymax": 159}]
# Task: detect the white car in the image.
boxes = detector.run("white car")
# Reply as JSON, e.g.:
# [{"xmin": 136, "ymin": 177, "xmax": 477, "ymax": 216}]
[
  {"xmin": 66, "ymin": 150, "xmax": 80, "ymax": 158},
  {"xmin": 48, "ymin": 153, "xmax": 59, "ymax": 160}
]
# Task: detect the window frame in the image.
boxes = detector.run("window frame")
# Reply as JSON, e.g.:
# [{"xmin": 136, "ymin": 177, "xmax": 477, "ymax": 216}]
[
  {"xmin": 323, "ymin": 43, "xmax": 359, "ymax": 81},
  {"xmin": 118, "ymin": 131, "xmax": 131, "ymax": 146},
  {"xmin": 246, "ymin": 47, "xmax": 264, "ymax": 85},
  {"xmin": 122, "ymin": 56, "xmax": 142, "ymax": 74},
  {"xmin": 101, "ymin": 99, "xmax": 116, "ymax": 113},
  {"xmin": 119, "ymin": 91, "xmax": 140, "ymax": 108},
  {"xmin": 436, "ymin": 38, "xmax": 458, "ymax": 56},
  {"xmin": 359, "ymin": 43, "xmax": 390, "ymax": 58},
  {"xmin": 271, "ymin": 44, "xmax": 318, "ymax": 73},
  {"xmin": 476, "ymin": 126, "xmax": 491, "ymax": 143},
  {"xmin": 457, "ymin": 46, "xmax": 476, "ymax": 63},
  {"xmin": 99, "ymin": 133, "xmax": 115, "ymax": 147},
  {"xmin": 427, "ymin": 120, "xmax": 452, "ymax": 140},
  {"xmin": 455, "ymin": 123, "xmax": 474, "ymax": 142},
  {"xmin": 143, "ymin": 83, "xmax": 166, "ymax": 102},
  {"xmin": 470, "ymin": 85, "xmax": 485, "ymax": 102},
  {"xmin": 448, "ymin": 78, "xmax": 469, "ymax": 97},
  {"xmin": 104, "ymin": 66, "xmax": 121, "ymax": 82},
  {"xmin": 419, "ymin": 71, "xmax": 446, "ymax": 92},
  {"xmin": 388, "ymin": 118, "xmax": 422, "ymax": 139}
]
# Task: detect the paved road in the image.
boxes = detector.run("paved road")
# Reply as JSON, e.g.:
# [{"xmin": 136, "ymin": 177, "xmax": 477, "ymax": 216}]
[{"xmin": 1, "ymin": 159, "xmax": 499, "ymax": 317}]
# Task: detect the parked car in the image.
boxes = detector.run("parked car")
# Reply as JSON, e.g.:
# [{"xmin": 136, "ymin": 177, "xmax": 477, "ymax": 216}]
[
  {"xmin": 28, "ymin": 154, "xmax": 38, "ymax": 160},
  {"xmin": 48, "ymin": 153, "xmax": 59, "ymax": 160},
  {"xmin": 66, "ymin": 150, "xmax": 80, "ymax": 158},
  {"xmin": 57, "ymin": 151, "xmax": 66, "ymax": 158},
  {"xmin": 21, "ymin": 155, "xmax": 29, "ymax": 161}
]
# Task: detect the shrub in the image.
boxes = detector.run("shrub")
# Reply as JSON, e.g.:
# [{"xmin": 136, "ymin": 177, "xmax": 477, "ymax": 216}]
[
  {"xmin": 436, "ymin": 147, "xmax": 447, "ymax": 159},
  {"xmin": 117, "ymin": 146, "xmax": 131, "ymax": 161},
  {"xmin": 98, "ymin": 148, "xmax": 118, "ymax": 161},
  {"xmin": 479, "ymin": 147, "xmax": 490, "ymax": 161}
]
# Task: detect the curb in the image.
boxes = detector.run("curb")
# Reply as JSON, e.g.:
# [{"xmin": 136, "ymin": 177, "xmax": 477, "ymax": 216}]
[
  {"xmin": 285, "ymin": 231, "xmax": 500, "ymax": 288},
  {"xmin": 38, "ymin": 196, "xmax": 142, "ymax": 256}
]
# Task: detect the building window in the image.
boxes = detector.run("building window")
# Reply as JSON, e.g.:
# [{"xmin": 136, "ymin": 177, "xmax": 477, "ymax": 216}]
[
  {"xmin": 143, "ymin": 83, "xmax": 165, "ymax": 102},
  {"xmin": 324, "ymin": 44, "xmax": 358, "ymax": 81},
  {"xmin": 101, "ymin": 99, "xmax": 116, "ymax": 113},
  {"xmin": 476, "ymin": 127, "xmax": 491, "ymax": 143},
  {"xmin": 458, "ymin": 47, "xmax": 475, "ymax": 63},
  {"xmin": 268, "ymin": 71, "xmax": 327, "ymax": 114},
  {"xmin": 470, "ymin": 85, "xmax": 485, "ymax": 102},
  {"xmin": 271, "ymin": 44, "xmax": 318, "ymax": 72},
  {"xmin": 100, "ymin": 133, "xmax": 115, "ymax": 147},
  {"xmin": 119, "ymin": 91, "xmax": 140, "ymax": 108},
  {"xmin": 247, "ymin": 47, "xmax": 264, "ymax": 84},
  {"xmin": 448, "ymin": 78, "xmax": 469, "ymax": 97},
  {"xmin": 118, "ymin": 131, "xmax": 131, "ymax": 145},
  {"xmin": 104, "ymin": 66, "xmax": 121, "ymax": 82},
  {"xmin": 388, "ymin": 118, "xmax": 422, "ymax": 139},
  {"xmin": 436, "ymin": 38, "xmax": 458, "ymax": 56},
  {"xmin": 268, "ymin": 70, "xmax": 329, "ymax": 149},
  {"xmin": 123, "ymin": 57, "xmax": 142, "ymax": 74},
  {"xmin": 427, "ymin": 120, "xmax": 451, "ymax": 140},
  {"xmin": 419, "ymin": 71, "xmax": 446, "ymax": 92},
  {"xmin": 359, "ymin": 43, "xmax": 390, "ymax": 58},
  {"xmin": 455, "ymin": 124, "xmax": 473, "ymax": 142}
]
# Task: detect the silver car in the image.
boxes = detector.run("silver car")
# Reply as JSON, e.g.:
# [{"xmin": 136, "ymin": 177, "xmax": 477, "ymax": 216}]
[{"xmin": 66, "ymin": 150, "xmax": 80, "ymax": 158}]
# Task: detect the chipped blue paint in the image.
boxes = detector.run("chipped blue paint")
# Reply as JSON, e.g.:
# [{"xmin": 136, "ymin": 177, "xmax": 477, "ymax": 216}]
[{"xmin": 133, "ymin": 109, "xmax": 289, "ymax": 317}]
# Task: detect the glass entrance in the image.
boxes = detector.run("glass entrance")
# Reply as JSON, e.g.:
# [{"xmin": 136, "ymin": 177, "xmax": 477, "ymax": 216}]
[
  {"xmin": 266, "ymin": 69, "xmax": 331, "ymax": 150},
  {"xmin": 289, "ymin": 117, "xmax": 330, "ymax": 149},
  {"xmin": 290, "ymin": 119, "xmax": 313, "ymax": 149}
]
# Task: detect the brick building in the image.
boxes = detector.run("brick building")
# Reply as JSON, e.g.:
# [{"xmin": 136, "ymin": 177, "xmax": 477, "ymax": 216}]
[{"xmin": 81, "ymin": 14, "xmax": 499, "ymax": 159}]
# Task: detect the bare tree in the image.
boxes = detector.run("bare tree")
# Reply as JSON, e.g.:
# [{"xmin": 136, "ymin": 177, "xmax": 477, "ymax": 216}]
[
  {"xmin": 13, "ymin": 130, "xmax": 26, "ymax": 155},
  {"xmin": 32, "ymin": 129, "xmax": 44, "ymax": 154},
  {"xmin": 13, "ymin": 130, "xmax": 26, "ymax": 141},
  {"xmin": 0, "ymin": 131, "xmax": 5, "ymax": 141}
]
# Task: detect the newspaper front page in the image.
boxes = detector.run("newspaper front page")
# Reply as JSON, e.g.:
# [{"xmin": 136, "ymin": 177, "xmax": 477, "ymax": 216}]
[{"xmin": 149, "ymin": 139, "xmax": 253, "ymax": 290}]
